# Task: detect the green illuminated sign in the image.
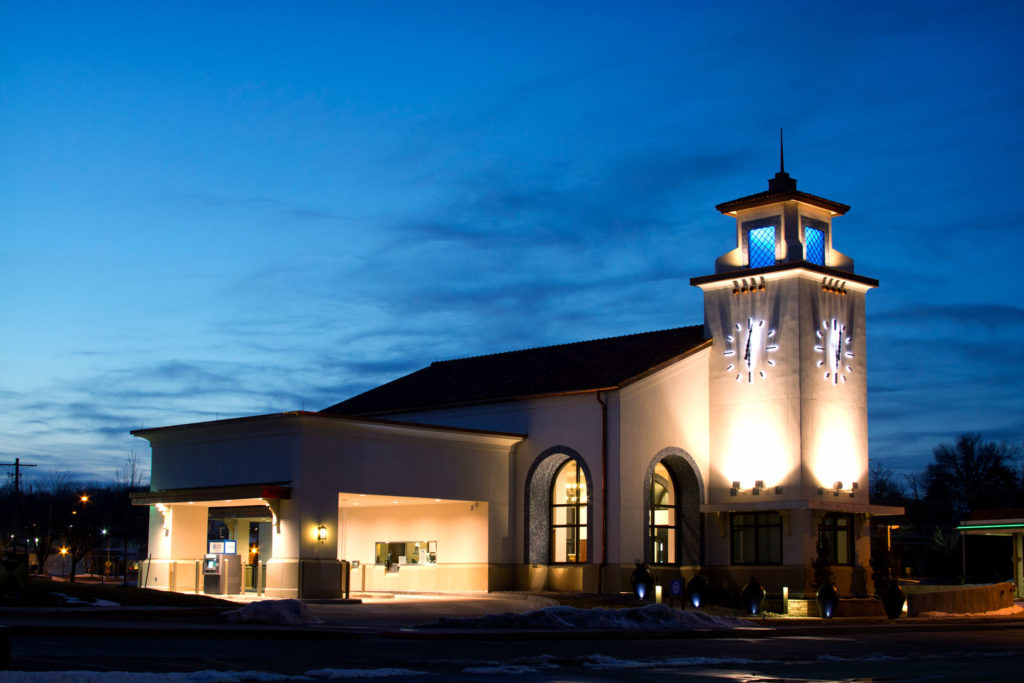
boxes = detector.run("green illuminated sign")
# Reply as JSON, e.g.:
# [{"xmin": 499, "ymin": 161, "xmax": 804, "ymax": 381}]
[{"xmin": 957, "ymin": 523, "xmax": 1024, "ymax": 531}]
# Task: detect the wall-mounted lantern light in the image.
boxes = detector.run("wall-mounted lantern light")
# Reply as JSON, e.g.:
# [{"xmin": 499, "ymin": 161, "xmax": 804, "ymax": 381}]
[
  {"xmin": 316, "ymin": 524, "xmax": 328, "ymax": 544},
  {"xmin": 818, "ymin": 481, "xmax": 859, "ymax": 497},
  {"xmin": 731, "ymin": 479, "xmax": 783, "ymax": 496}
]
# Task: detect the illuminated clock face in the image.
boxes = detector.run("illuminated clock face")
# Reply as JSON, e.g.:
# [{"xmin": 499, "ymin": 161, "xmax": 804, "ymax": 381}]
[
  {"xmin": 816, "ymin": 318, "xmax": 853, "ymax": 384},
  {"xmin": 724, "ymin": 317, "xmax": 778, "ymax": 383}
]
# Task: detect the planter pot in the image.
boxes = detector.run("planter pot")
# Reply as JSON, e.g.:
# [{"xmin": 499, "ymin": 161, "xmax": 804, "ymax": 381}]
[
  {"xmin": 686, "ymin": 575, "xmax": 708, "ymax": 609},
  {"xmin": 630, "ymin": 564, "xmax": 654, "ymax": 601},
  {"xmin": 882, "ymin": 582, "xmax": 906, "ymax": 619},
  {"xmin": 740, "ymin": 577, "xmax": 766, "ymax": 615},
  {"xmin": 816, "ymin": 583, "xmax": 839, "ymax": 619}
]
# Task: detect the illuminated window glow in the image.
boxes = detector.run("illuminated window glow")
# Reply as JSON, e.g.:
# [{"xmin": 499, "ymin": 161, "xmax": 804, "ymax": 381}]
[
  {"xmin": 649, "ymin": 462, "xmax": 676, "ymax": 564},
  {"xmin": 374, "ymin": 540, "xmax": 437, "ymax": 566},
  {"xmin": 748, "ymin": 226, "xmax": 776, "ymax": 268},
  {"xmin": 551, "ymin": 460, "xmax": 588, "ymax": 563},
  {"xmin": 805, "ymin": 225, "xmax": 825, "ymax": 265}
]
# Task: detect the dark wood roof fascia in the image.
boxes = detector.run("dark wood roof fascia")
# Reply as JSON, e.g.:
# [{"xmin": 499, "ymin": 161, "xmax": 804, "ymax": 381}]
[
  {"xmin": 130, "ymin": 482, "xmax": 292, "ymax": 506},
  {"xmin": 690, "ymin": 261, "xmax": 879, "ymax": 288},
  {"xmin": 715, "ymin": 190, "xmax": 850, "ymax": 216}
]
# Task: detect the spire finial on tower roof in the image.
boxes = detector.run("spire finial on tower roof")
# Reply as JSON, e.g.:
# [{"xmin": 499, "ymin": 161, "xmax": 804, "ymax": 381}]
[
  {"xmin": 768, "ymin": 128, "xmax": 796, "ymax": 193},
  {"xmin": 779, "ymin": 128, "xmax": 785, "ymax": 174}
]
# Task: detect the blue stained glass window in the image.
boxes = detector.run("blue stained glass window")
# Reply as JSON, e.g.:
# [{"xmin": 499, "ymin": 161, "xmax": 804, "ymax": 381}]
[
  {"xmin": 805, "ymin": 226, "xmax": 825, "ymax": 265},
  {"xmin": 748, "ymin": 226, "xmax": 775, "ymax": 268}
]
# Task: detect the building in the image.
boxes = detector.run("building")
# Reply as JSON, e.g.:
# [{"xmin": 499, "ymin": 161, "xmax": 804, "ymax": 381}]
[
  {"xmin": 132, "ymin": 162, "xmax": 901, "ymax": 599},
  {"xmin": 958, "ymin": 510, "xmax": 1024, "ymax": 598}
]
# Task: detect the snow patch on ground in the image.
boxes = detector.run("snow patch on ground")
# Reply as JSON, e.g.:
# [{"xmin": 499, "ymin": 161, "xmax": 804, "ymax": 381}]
[
  {"xmin": 222, "ymin": 599, "xmax": 324, "ymax": 625},
  {"xmin": 50, "ymin": 592, "xmax": 120, "ymax": 607},
  {"xmin": 0, "ymin": 672, "xmax": 301, "ymax": 682},
  {"xmin": 817, "ymin": 654, "xmax": 902, "ymax": 662},
  {"xmin": 0, "ymin": 670, "xmax": 432, "ymax": 682},
  {"xmin": 920, "ymin": 604, "xmax": 1024, "ymax": 618},
  {"xmin": 583, "ymin": 654, "xmax": 774, "ymax": 670},
  {"xmin": 425, "ymin": 603, "xmax": 754, "ymax": 630},
  {"xmin": 305, "ymin": 669, "xmax": 430, "ymax": 679},
  {"xmin": 461, "ymin": 655, "xmax": 560, "ymax": 675}
]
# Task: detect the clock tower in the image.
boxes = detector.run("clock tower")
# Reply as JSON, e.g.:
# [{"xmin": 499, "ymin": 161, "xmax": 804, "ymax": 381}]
[{"xmin": 691, "ymin": 153, "xmax": 882, "ymax": 595}]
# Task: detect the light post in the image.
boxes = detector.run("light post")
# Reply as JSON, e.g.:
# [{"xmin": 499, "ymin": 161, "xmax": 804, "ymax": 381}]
[{"xmin": 101, "ymin": 528, "xmax": 110, "ymax": 584}]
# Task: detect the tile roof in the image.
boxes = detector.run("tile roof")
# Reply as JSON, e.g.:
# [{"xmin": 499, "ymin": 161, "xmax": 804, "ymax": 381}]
[
  {"xmin": 715, "ymin": 189, "xmax": 850, "ymax": 216},
  {"xmin": 714, "ymin": 171, "xmax": 850, "ymax": 216},
  {"xmin": 322, "ymin": 325, "xmax": 708, "ymax": 416}
]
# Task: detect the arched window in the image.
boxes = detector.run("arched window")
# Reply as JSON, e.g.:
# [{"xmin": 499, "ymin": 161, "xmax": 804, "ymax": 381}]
[
  {"xmin": 551, "ymin": 460, "xmax": 588, "ymax": 563},
  {"xmin": 643, "ymin": 449, "xmax": 704, "ymax": 566},
  {"xmin": 649, "ymin": 462, "xmax": 677, "ymax": 564}
]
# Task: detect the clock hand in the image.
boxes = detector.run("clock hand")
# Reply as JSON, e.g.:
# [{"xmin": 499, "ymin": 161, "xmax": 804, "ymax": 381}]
[{"xmin": 744, "ymin": 320, "xmax": 752, "ymax": 367}]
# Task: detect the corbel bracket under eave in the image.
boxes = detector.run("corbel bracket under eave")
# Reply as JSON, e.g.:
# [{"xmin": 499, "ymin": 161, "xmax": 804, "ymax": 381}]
[
  {"xmin": 714, "ymin": 511, "xmax": 728, "ymax": 537},
  {"xmin": 262, "ymin": 498, "xmax": 281, "ymax": 533},
  {"xmin": 154, "ymin": 503, "xmax": 172, "ymax": 537}
]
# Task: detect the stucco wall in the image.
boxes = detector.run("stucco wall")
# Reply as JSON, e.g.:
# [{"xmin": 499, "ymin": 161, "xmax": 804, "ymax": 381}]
[
  {"xmin": 138, "ymin": 415, "xmax": 520, "ymax": 571},
  {"xmin": 386, "ymin": 393, "xmax": 605, "ymax": 567},
  {"xmin": 148, "ymin": 424, "xmax": 303, "ymax": 492},
  {"xmin": 616, "ymin": 349, "xmax": 710, "ymax": 566}
]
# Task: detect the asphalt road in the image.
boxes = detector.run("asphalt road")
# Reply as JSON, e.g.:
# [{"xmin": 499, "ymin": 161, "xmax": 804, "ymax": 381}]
[
  {"xmin": 3, "ymin": 596, "xmax": 1024, "ymax": 681},
  {"xmin": 7, "ymin": 621, "xmax": 1024, "ymax": 681}
]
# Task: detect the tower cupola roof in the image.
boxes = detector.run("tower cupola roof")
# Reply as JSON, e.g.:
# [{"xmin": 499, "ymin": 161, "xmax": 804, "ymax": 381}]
[{"xmin": 715, "ymin": 132, "xmax": 850, "ymax": 216}]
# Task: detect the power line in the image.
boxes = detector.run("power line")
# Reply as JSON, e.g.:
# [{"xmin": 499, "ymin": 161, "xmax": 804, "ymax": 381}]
[{"xmin": 1, "ymin": 457, "xmax": 38, "ymax": 551}]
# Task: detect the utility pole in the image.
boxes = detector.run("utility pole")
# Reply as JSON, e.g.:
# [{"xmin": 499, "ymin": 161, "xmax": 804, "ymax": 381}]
[{"xmin": 1, "ymin": 457, "xmax": 38, "ymax": 555}]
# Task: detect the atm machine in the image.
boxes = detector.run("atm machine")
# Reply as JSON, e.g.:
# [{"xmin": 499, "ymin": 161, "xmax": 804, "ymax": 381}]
[{"xmin": 203, "ymin": 540, "xmax": 242, "ymax": 595}]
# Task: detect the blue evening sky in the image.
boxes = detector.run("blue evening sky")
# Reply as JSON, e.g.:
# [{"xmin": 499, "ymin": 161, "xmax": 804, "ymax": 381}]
[{"xmin": 2, "ymin": 1, "xmax": 1022, "ymax": 482}]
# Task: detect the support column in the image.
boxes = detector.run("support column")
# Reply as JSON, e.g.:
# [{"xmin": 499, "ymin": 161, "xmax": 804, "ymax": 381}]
[
  {"xmin": 263, "ymin": 496, "xmax": 341, "ymax": 599},
  {"xmin": 140, "ymin": 504, "xmax": 207, "ymax": 592},
  {"xmin": 1014, "ymin": 533, "xmax": 1023, "ymax": 599}
]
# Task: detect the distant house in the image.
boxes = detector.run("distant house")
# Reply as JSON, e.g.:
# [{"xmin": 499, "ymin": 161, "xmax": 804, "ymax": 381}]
[{"xmin": 133, "ymin": 164, "xmax": 901, "ymax": 598}]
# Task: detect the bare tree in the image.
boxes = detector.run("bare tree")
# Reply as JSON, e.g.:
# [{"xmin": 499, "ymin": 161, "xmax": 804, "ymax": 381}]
[
  {"xmin": 63, "ymin": 493, "xmax": 99, "ymax": 583},
  {"xmin": 903, "ymin": 472, "xmax": 926, "ymax": 502},
  {"xmin": 115, "ymin": 449, "xmax": 147, "ymax": 492},
  {"xmin": 923, "ymin": 433, "xmax": 1021, "ymax": 518},
  {"xmin": 112, "ymin": 450, "xmax": 150, "ymax": 584},
  {"xmin": 27, "ymin": 471, "xmax": 75, "ymax": 576},
  {"xmin": 869, "ymin": 460, "xmax": 904, "ymax": 501}
]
